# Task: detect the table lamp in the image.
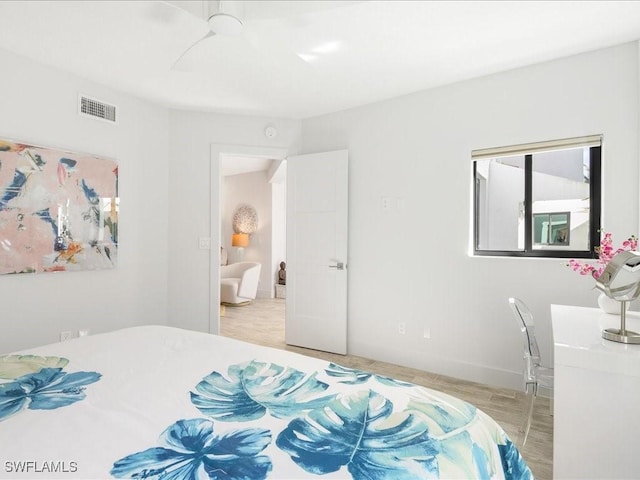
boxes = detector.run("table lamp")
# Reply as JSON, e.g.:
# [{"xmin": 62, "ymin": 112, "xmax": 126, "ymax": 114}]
[{"xmin": 232, "ymin": 233, "xmax": 249, "ymax": 261}]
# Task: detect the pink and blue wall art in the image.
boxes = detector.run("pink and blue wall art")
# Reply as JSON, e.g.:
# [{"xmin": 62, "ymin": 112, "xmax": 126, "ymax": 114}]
[{"xmin": 0, "ymin": 138, "xmax": 118, "ymax": 274}]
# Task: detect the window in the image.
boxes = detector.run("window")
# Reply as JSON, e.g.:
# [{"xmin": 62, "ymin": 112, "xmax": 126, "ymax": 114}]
[
  {"xmin": 533, "ymin": 212, "xmax": 570, "ymax": 246},
  {"xmin": 473, "ymin": 135, "xmax": 601, "ymax": 258}
]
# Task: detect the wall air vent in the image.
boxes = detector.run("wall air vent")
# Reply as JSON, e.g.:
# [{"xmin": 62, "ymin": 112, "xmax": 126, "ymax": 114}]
[{"xmin": 78, "ymin": 94, "xmax": 117, "ymax": 124}]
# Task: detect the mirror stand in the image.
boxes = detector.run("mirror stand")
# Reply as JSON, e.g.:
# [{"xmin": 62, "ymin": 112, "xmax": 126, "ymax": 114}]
[{"xmin": 602, "ymin": 300, "xmax": 640, "ymax": 344}]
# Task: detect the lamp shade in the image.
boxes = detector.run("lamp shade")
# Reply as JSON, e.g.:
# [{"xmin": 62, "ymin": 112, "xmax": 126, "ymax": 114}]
[{"xmin": 232, "ymin": 233, "xmax": 249, "ymax": 247}]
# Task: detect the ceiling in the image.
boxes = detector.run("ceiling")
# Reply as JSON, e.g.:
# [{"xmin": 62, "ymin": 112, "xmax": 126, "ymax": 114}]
[
  {"xmin": 220, "ymin": 154, "xmax": 274, "ymax": 176},
  {"xmin": 0, "ymin": 1, "xmax": 640, "ymax": 120}
]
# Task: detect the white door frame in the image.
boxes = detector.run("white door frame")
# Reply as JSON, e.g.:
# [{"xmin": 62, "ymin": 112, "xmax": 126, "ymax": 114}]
[{"xmin": 209, "ymin": 143, "xmax": 289, "ymax": 334}]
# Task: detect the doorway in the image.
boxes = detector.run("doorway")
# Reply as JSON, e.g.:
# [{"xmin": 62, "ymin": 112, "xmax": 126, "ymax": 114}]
[{"xmin": 209, "ymin": 144, "xmax": 288, "ymax": 336}]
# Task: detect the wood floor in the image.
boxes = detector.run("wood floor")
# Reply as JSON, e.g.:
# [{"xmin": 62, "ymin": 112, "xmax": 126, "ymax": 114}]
[{"xmin": 220, "ymin": 298, "xmax": 553, "ymax": 479}]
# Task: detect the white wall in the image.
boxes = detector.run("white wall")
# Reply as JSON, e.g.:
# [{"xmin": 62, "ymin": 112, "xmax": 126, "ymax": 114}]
[
  {"xmin": 222, "ymin": 170, "xmax": 274, "ymax": 297},
  {"xmin": 6, "ymin": 35, "xmax": 631, "ymax": 392},
  {"xmin": 0, "ymin": 48, "xmax": 170, "ymax": 353},
  {"xmin": 6, "ymin": 27, "xmax": 637, "ymax": 394},
  {"xmin": 168, "ymin": 111, "xmax": 301, "ymax": 334},
  {"xmin": 300, "ymin": 42, "xmax": 640, "ymax": 389}
]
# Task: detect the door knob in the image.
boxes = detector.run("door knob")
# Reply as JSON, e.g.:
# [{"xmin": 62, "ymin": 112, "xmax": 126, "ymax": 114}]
[{"xmin": 329, "ymin": 262, "xmax": 345, "ymax": 270}]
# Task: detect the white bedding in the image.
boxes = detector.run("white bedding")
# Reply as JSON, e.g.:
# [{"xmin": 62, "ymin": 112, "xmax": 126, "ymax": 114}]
[{"xmin": 0, "ymin": 326, "xmax": 532, "ymax": 479}]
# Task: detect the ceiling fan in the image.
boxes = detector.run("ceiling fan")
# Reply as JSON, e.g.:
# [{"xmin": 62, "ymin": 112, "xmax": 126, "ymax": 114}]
[
  {"xmin": 164, "ymin": 0, "xmax": 363, "ymax": 70},
  {"xmin": 171, "ymin": 0, "xmax": 244, "ymax": 68}
]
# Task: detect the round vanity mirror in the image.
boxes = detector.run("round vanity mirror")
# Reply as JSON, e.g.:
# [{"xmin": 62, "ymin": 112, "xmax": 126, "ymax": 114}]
[{"xmin": 595, "ymin": 250, "xmax": 640, "ymax": 343}]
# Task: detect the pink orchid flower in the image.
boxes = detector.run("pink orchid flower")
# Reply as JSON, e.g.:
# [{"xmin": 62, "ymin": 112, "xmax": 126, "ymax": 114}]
[{"xmin": 567, "ymin": 232, "xmax": 638, "ymax": 279}]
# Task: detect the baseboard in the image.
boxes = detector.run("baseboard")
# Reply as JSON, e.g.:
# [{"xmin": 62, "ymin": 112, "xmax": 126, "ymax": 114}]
[
  {"xmin": 348, "ymin": 339, "xmax": 522, "ymax": 391},
  {"xmin": 257, "ymin": 289, "xmax": 273, "ymax": 299}
]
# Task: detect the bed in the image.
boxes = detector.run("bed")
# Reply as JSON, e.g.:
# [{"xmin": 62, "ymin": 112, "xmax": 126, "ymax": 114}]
[{"xmin": 0, "ymin": 325, "xmax": 532, "ymax": 479}]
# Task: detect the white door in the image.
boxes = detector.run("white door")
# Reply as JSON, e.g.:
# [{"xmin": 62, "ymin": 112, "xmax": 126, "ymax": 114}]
[{"xmin": 286, "ymin": 150, "xmax": 348, "ymax": 354}]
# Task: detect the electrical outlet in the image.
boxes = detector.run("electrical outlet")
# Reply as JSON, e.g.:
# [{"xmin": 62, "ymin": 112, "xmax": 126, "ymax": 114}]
[
  {"xmin": 398, "ymin": 322, "xmax": 406, "ymax": 335},
  {"xmin": 60, "ymin": 331, "xmax": 72, "ymax": 342}
]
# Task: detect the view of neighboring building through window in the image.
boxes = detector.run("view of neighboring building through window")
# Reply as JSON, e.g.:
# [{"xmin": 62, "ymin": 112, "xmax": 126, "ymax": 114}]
[{"xmin": 473, "ymin": 136, "xmax": 601, "ymax": 258}]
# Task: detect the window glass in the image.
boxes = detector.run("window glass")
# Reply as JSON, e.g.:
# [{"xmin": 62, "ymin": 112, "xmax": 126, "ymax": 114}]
[
  {"xmin": 472, "ymin": 138, "xmax": 600, "ymax": 258},
  {"xmin": 533, "ymin": 212, "xmax": 570, "ymax": 245},
  {"xmin": 475, "ymin": 155, "xmax": 525, "ymax": 251},
  {"xmin": 531, "ymin": 148, "xmax": 590, "ymax": 251}
]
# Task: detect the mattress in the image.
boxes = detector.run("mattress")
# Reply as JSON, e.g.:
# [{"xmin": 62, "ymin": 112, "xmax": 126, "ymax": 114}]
[{"xmin": 0, "ymin": 325, "xmax": 532, "ymax": 479}]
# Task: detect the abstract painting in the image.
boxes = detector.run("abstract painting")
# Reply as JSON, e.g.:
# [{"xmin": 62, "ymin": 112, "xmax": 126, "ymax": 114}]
[{"xmin": 0, "ymin": 138, "xmax": 118, "ymax": 275}]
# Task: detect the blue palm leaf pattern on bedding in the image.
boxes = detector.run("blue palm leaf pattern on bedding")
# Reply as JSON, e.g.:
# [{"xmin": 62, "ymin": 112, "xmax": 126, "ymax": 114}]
[
  {"xmin": 325, "ymin": 362, "xmax": 414, "ymax": 387},
  {"xmin": 407, "ymin": 388, "xmax": 532, "ymax": 479},
  {"xmin": 0, "ymin": 354, "xmax": 69, "ymax": 380},
  {"xmin": 110, "ymin": 418, "xmax": 272, "ymax": 480},
  {"xmin": 191, "ymin": 360, "xmax": 335, "ymax": 421},
  {"xmin": 407, "ymin": 388, "xmax": 477, "ymax": 434},
  {"xmin": 499, "ymin": 439, "xmax": 532, "ymax": 480},
  {"xmin": 106, "ymin": 355, "xmax": 531, "ymax": 480},
  {"xmin": 276, "ymin": 390, "xmax": 441, "ymax": 479},
  {"xmin": 0, "ymin": 367, "xmax": 101, "ymax": 421}
]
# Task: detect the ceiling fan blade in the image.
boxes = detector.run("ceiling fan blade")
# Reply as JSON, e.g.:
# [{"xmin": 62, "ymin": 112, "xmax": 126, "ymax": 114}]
[
  {"xmin": 171, "ymin": 30, "xmax": 216, "ymax": 70},
  {"xmin": 242, "ymin": 23, "xmax": 313, "ymax": 71}
]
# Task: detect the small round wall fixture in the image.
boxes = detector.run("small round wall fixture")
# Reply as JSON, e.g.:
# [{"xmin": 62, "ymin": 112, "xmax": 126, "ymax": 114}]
[
  {"xmin": 233, "ymin": 204, "xmax": 258, "ymax": 234},
  {"xmin": 264, "ymin": 126, "xmax": 278, "ymax": 139}
]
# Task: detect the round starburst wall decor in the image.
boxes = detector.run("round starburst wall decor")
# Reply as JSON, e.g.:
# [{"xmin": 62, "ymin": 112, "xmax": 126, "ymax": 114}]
[{"xmin": 233, "ymin": 205, "xmax": 258, "ymax": 234}]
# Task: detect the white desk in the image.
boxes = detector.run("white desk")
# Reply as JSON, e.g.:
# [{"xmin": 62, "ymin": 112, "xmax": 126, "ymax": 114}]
[{"xmin": 551, "ymin": 304, "xmax": 640, "ymax": 479}]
